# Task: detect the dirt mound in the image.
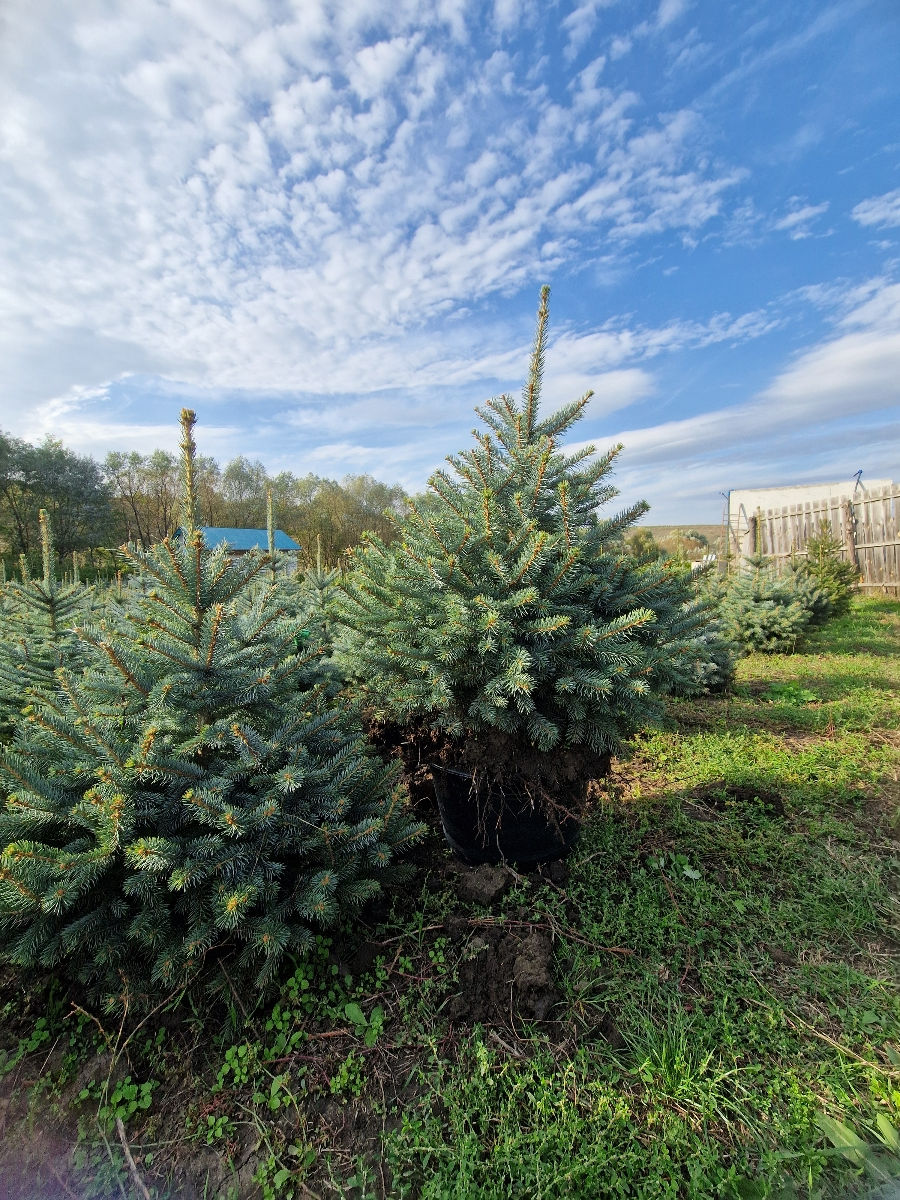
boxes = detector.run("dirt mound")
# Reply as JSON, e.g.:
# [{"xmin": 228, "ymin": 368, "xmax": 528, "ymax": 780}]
[
  {"xmin": 447, "ymin": 924, "xmax": 559, "ymax": 1023},
  {"xmin": 450, "ymin": 863, "xmax": 513, "ymax": 906},
  {"xmin": 435, "ymin": 862, "xmax": 564, "ymax": 1024}
]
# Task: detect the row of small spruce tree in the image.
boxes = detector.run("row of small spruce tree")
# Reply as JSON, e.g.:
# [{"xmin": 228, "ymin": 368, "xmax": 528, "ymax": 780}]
[{"xmin": 710, "ymin": 531, "xmax": 858, "ymax": 655}]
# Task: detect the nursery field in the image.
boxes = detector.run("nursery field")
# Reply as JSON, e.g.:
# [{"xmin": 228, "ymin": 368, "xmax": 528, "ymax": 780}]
[
  {"xmin": 639, "ymin": 524, "xmax": 723, "ymax": 547},
  {"xmin": 0, "ymin": 596, "xmax": 898, "ymax": 1199}
]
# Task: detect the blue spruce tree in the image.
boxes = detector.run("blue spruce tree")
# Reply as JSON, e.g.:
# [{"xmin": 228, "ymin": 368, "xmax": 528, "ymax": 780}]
[
  {"xmin": 0, "ymin": 411, "xmax": 421, "ymax": 1007},
  {"xmin": 334, "ymin": 288, "xmax": 719, "ymax": 798},
  {"xmin": 719, "ymin": 555, "xmax": 822, "ymax": 654},
  {"xmin": 0, "ymin": 510, "xmax": 94, "ymax": 738}
]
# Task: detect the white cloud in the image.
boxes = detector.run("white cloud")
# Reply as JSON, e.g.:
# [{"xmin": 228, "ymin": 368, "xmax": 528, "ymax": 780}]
[
  {"xmin": 351, "ymin": 36, "xmax": 420, "ymax": 101},
  {"xmin": 563, "ymin": 0, "xmax": 619, "ymax": 62},
  {"xmin": 544, "ymin": 367, "xmax": 654, "ymax": 415},
  {"xmin": 773, "ymin": 200, "xmax": 829, "ymax": 240},
  {"xmin": 852, "ymin": 189, "xmax": 900, "ymax": 230},
  {"xmin": 656, "ymin": 0, "xmax": 689, "ymax": 28},
  {"xmin": 548, "ymin": 307, "xmax": 777, "ymax": 376},
  {"xmin": 287, "ymin": 435, "xmax": 455, "ymax": 491},
  {"xmin": 604, "ymin": 0, "xmax": 690, "ymax": 65},
  {"xmin": 0, "ymin": 0, "xmax": 746, "ymax": 433},
  {"xmin": 20, "ymin": 383, "xmax": 239, "ymax": 460},
  {"xmin": 492, "ymin": 0, "xmax": 534, "ymax": 33},
  {"xmin": 703, "ymin": 3, "xmax": 863, "ymax": 100},
  {"xmin": 594, "ymin": 279, "xmax": 900, "ymax": 516},
  {"xmin": 788, "ymin": 276, "xmax": 889, "ymax": 315}
]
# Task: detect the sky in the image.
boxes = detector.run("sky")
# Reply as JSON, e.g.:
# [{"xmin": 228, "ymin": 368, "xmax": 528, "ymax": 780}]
[{"xmin": 1, "ymin": 0, "xmax": 898, "ymax": 523}]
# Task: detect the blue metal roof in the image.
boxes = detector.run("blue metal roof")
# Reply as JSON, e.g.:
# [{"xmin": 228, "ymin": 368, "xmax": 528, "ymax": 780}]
[{"xmin": 195, "ymin": 527, "xmax": 301, "ymax": 552}]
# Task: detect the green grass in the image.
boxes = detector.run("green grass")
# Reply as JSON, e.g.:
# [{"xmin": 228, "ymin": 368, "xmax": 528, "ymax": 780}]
[
  {"xmin": 0, "ymin": 597, "xmax": 898, "ymax": 1198},
  {"xmin": 725, "ymin": 598, "xmax": 900, "ymax": 734}
]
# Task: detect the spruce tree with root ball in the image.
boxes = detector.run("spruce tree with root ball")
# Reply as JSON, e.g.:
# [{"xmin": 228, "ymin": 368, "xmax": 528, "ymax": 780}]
[
  {"xmin": 334, "ymin": 288, "xmax": 719, "ymax": 812},
  {"xmin": 0, "ymin": 410, "xmax": 422, "ymax": 1008}
]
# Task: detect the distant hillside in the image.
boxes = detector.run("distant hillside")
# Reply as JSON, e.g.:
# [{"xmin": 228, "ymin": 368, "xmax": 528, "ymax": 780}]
[
  {"xmin": 637, "ymin": 525, "xmax": 723, "ymax": 545},
  {"xmin": 630, "ymin": 524, "xmax": 727, "ymax": 560}
]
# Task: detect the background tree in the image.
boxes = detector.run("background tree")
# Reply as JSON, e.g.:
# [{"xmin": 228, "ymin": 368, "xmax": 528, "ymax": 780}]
[
  {"xmin": 668, "ymin": 528, "xmax": 709, "ymax": 562},
  {"xmin": 104, "ymin": 451, "xmax": 152, "ymax": 547},
  {"xmin": 143, "ymin": 450, "xmax": 180, "ymax": 543},
  {"xmin": 221, "ymin": 456, "xmax": 269, "ymax": 526},
  {"xmin": 626, "ymin": 528, "xmax": 663, "ymax": 562},
  {"xmin": 0, "ymin": 510, "xmax": 94, "ymax": 736},
  {"xmin": 1, "ymin": 432, "xmax": 113, "ymax": 563},
  {"xmin": 271, "ymin": 472, "xmax": 407, "ymax": 566},
  {"xmin": 105, "ymin": 450, "xmax": 221, "ymax": 545},
  {"xmin": 194, "ymin": 455, "xmax": 224, "ymax": 526},
  {"xmin": 3, "ymin": 426, "xmax": 408, "ymax": 571}
]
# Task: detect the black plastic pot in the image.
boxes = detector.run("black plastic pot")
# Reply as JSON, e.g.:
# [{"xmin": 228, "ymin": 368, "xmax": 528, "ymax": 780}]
[{"xmin": 430, "ymin": 764, "xmax": 580, "ymax": 866}]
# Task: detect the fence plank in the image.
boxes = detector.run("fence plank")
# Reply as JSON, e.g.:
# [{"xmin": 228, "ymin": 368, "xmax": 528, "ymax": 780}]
[{"xmin": 842, "ymin": 502, "xmax": 860, "ymax": 571}]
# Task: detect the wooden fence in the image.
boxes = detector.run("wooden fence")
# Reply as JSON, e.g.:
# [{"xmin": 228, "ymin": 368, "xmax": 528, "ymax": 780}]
[{"xmin": 746, "ymin": 485, "xmax": 899, "ymax": 595}]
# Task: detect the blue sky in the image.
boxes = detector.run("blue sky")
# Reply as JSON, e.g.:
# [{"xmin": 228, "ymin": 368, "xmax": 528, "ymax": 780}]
[{"xmin": 0, "ymin": 0, "xmax": 898, "ymax": 522}]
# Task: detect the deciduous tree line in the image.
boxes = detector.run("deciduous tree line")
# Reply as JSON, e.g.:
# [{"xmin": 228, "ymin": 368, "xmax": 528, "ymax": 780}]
[{"xmin": 0, "ymin": 431, "xmax": 407, "ymax": 573}]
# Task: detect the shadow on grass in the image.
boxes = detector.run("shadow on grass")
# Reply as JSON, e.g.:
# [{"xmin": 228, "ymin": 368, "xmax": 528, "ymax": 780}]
[
  {"xmin": 681, "ymin": 599, "xmax": 900, "ymax": 735},
  {"xmin": 735, "ymin": 670, "xmax": 897, "ymax": 698},
  {"xmin": 673, "ymin": 687, "xmax": 897, "ymax": 739}
]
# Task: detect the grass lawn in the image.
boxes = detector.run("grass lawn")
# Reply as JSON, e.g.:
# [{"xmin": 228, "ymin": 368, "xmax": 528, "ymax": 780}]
[{"xmin": 1, "ymin": 597, "xmax": 898, "ymax": 1199}]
